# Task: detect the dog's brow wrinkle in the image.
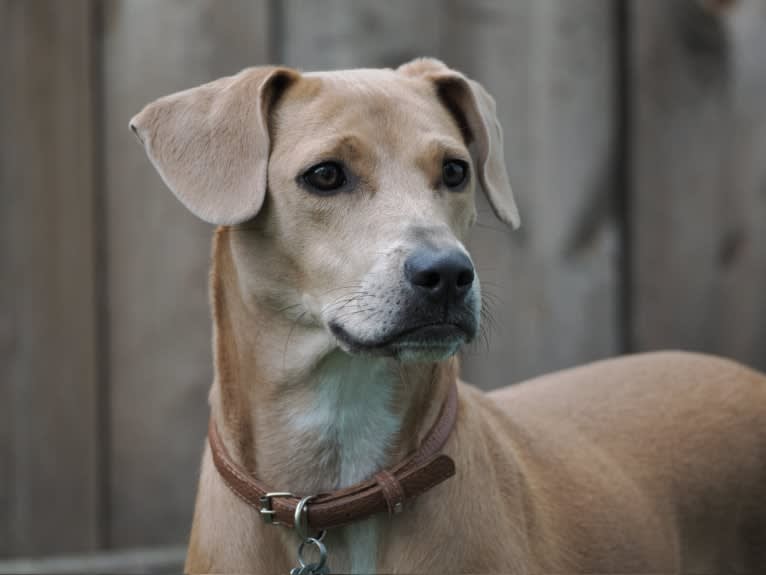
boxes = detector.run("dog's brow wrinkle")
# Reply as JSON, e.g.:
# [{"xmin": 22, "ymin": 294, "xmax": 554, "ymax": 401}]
[{"xmin": 302, "ymin": 134, "xmax": 369, "ymax": 166}]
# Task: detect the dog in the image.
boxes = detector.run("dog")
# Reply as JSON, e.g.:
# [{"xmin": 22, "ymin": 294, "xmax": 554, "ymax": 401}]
[{"xmin": 130, "ymin": 58, "xmax": 766, "ymax": 574}]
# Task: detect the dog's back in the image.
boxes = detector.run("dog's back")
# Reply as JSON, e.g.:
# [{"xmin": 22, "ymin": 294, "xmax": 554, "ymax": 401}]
[{"xmin": 488, "ymin": 351, "xmax": 766, "ymax": 572}]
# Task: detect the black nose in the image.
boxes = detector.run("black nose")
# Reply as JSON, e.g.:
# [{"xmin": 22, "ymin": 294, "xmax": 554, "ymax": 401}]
[{"xmin": 404, "ymin": 249, "xmax": 475, "ymax": 304}]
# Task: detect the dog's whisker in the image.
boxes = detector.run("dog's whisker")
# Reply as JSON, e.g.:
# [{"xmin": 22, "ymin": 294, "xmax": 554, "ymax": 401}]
[
  {"xmin": 331, "ymin": 307, "xmax": 379, "ymax": 323},
  {"xmin": 318, "ymin": 283, "xmax": 365, "ymax": 296},
  {"xmin": 324, "ymin": 295, "xmax": 379, "ymax": 316},
  {"xmin": 271, "ymin": 283, "xmax": 369, "ymax": 316}
]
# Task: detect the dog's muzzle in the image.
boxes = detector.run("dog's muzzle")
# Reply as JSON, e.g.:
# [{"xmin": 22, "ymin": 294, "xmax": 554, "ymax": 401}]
[{"xmin": 328, "ymin": 246, "xmax": 480, "ymax": 360}]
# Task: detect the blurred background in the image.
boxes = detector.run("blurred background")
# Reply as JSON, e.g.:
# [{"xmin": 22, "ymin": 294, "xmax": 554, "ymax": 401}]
[{"xmin": 1, "ymin": 0, "xmax": 765, "ymax": 572}]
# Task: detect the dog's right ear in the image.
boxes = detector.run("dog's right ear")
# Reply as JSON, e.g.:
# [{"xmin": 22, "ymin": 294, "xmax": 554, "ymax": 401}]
[{"xmin": 129, "ymin": 66, "xmax": 299, "ymax": 225}]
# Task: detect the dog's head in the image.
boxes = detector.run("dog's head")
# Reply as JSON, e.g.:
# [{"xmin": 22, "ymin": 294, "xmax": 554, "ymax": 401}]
[{"xmin": 130, "ymin": 58, "xmax": 519, "ymax": 362}]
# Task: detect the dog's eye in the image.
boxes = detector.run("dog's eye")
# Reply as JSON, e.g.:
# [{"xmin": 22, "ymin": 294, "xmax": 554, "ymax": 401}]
[
  {"xmin": 302, "ymin": 162, "xmax": 347, "ymax": 194},
  {"xmin": 442, "ymin": 159, "xmax": 469, "ymax": 189}
]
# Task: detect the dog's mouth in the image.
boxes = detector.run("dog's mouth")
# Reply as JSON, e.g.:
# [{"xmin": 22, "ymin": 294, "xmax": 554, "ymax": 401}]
[{"xmin": 329, "ymin": 320, "xmax": 471, "ymax": 361}]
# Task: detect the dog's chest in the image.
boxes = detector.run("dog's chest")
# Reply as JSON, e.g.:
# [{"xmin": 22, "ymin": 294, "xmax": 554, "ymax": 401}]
[
  {"xmin": 287, "ymin": 355, "xmax": 399, "ymax": 573},
  {"xmin": 290, "ymin": 355, "xmax": 400, "ymax": 485}
]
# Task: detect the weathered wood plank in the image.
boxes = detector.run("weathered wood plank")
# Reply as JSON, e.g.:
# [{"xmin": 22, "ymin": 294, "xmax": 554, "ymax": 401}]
[
  {"xmin": 444, "ymin": 0, "xmax": 620, "ymax": 388},
  {"xmin": 0, "ymin": 545, "xmax": 186, "ymax": 575},
  {"xmin": 102, "ymin": 0, "xmax": 272, "ymax": 548},
  {"xmin": 0, "ymin": 0, "xmax": 100, "ymax": 556},
  {"xmin": 281, "ymin": 0, "xmax": 442, "ymax": 70},
  {"xmin": 630, "ymin": 0, "xmax": 766, "ymax": 371}
]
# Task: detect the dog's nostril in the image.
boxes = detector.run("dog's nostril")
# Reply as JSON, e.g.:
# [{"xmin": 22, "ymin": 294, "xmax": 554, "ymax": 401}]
[
  {"xmin": 416, "ymin": 270, "xmax": 442, "ymax": 290},
  {"xmin": 457, "ymin": 268, "xmax": 474, "ymax": 288}
]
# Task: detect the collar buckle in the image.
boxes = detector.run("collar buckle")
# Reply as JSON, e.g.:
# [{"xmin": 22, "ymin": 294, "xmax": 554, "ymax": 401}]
[{"xmin": 259, "ymin": 491, "xmax": 295, "ymax": 524}]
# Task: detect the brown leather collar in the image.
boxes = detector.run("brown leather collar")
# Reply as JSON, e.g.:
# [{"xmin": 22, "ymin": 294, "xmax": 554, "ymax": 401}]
[{"xmin": 208, "ymin": 380, "xmax": 458, "ymax": 531}]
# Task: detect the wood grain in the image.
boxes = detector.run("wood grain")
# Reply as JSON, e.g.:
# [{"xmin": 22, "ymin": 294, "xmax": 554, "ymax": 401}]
[
  {"xmin": 281, "ymin": 0, "xmax": 442, "ymax": 70},
  {"xmin": 102, "ymin": 0, "xmax": 272, "ymax": 548},
  {"xmin": 0, "ymin": 545, "xmax": 186, "ymax": 574},
  {"xmin": 630, "ymin": 0, "xmax": 766, "ymax": 371},
  {"xmin": 0, "ymin": 0, "xmax": 100, "ymax": 556}
]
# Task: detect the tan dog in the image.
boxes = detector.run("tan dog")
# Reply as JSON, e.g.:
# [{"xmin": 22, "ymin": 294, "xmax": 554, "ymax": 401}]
[{"xmin": 130, "ymin": 58, "xmax": 766, "ymax": 574}]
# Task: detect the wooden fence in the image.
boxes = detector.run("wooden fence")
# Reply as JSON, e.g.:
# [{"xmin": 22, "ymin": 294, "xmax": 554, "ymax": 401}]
[{"xmin": 1, "ymin": 0, "xmax": 765, "ymax": 559}]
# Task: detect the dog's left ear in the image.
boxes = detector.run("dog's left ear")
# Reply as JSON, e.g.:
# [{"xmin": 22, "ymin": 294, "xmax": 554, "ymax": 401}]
[
  {"xmin": 398, "ymin": 58, "xmax": 520, "ymax": 229},
  {"xmin": 129, "ymin": 66, "xmax": 299, "ymax": 225}
]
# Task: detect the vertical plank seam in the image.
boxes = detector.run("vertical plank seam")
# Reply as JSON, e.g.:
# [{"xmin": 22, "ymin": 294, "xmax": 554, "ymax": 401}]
[
  {"xmin": 90, "ymin": 0, "xmax": 112, "ymax": 550},
  {"xmin": 268, "ymin": 0, "xmax": 284, "ymax": 64},
  {"xmin": 0, "ymin": 0, "xmax": 18, "ymax": 557},
  {"xmin": 616, "ymin": 0, "xmax": 633, "ymax": 353}
]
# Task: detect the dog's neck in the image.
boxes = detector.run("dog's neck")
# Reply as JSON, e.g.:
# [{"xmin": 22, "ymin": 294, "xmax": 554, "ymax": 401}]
[{"xmin": 208, "ymin": 228, "xmax": 455, "ymax": 495}]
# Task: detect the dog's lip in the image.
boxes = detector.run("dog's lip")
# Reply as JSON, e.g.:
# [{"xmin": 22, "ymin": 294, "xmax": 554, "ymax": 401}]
[{"xmin": 329, "ymin": 321, "xmax": 469, "ymax": 353}]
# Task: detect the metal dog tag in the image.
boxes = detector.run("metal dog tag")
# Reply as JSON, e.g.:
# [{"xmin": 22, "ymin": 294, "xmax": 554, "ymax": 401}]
[{"xmin": 289, "ymin": 536, "xmax": 329, "ymax": 575}]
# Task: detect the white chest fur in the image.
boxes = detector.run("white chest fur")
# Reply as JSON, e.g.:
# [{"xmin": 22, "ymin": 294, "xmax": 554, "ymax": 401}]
[
  {"xmin": 289, "ymin": 353, "xmax": 400, "ymax": 486},
  {"xmin": 288, "ymin": 353, "xmax": 400, "ymax": 573}
]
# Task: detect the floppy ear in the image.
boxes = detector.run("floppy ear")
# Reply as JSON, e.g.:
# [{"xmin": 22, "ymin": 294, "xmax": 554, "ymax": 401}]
[
  {"xmin": 398, "ymin": 58, "xmax": 520, "ymax": 229},
  {"xmin": 129, "ymin": 66, "xmax": 299, "ymax": 225}
]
